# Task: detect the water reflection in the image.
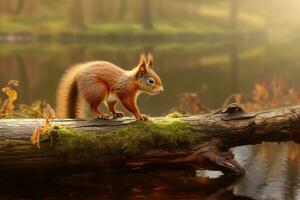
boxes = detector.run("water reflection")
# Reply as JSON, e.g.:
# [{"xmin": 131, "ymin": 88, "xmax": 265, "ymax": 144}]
[
  {"xmin": 0, "ymin": 142, "xmax": 299, "ymax": 199},
  {"xmin": 233, "ymin": 142, "xmax": 300, "ymax": 200},
  {"xmin": 0, "ymin": 169, "xmax": 252, "ymax": 200}
]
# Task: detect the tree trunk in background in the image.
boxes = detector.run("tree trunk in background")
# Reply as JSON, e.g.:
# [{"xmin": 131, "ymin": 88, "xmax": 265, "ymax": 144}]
[
  {"xmin": 142, "ymin": 0, "xmax": 153, "ymax": 30},
  {"xmin": 69, "ymin": 0, "xmax": 85, "ymax": 29},
  {"xmin": 0, "ymin": 0, "xmax": 13, "ymax": 15},
  {"xmin": 229, "ymin": 0, "xmax": 238, "ymax": 31},
  {"xmin": 118, "ymin": 0, "xmax": 128, "ymax": 21},
  {"xmin": 14, "ymin": 55, "xmax": 29, "ymax": 102},
  {"xmin": 158, "ymin": 0, "xmax": 165, "ymax": 18},
  {"xmin": 14, "ymin": 0, "xmax": 26, "ymax": 16}
]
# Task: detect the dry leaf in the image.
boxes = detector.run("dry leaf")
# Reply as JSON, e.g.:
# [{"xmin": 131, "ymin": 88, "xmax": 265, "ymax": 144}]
[
  {"xmin": 2, "ymin": 86, "xmax": 17, "ymax": 102},
  {"xmin": 31, "ymin": 104, "xmax": 56, "ymax": 148},
  {"xmin": 240, "ymin": 77, "xmax": 300, "ymax": 112},
  {"xmin": 31, "ymin": 126, "xmax": 41, "ymax": 148},
  {"xmin": 0, "ymin": 81, "xmax": 18, "ymax": 117},
  {"xmin": 272, "ymin": 76, "xmax": 286, "ymax": 99},
  {"xmin": 8, "ymin": 80, "xmax": 19, "ymax": 87},
  {"xmin": 252, "ymin": 82, "xmax": 269, "ymax": 102}
]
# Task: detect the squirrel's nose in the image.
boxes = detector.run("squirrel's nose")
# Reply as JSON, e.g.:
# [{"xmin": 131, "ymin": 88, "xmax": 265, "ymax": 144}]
[{"xmin": 158, "ymin": 86, "xmax": 164, "ymax": 93}]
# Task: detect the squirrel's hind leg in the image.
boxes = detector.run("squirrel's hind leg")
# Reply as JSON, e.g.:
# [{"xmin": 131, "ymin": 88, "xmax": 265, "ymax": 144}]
[
  {"xmin": 80, "ymin": 81, "xmax": 110, "ymax": 119},
  {"xmin": 90, "ymin": 104, "xmax": 110, "ymax": 120},
  {"xmin": 107, "ymin": 101, "xmax": 124, "ymax": 118}
]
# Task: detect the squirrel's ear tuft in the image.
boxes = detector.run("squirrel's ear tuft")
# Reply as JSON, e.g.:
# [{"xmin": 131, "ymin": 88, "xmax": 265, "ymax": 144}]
[
  {"xmin": 137, "ymin": 54, "xmax": 147, "ymax": 78},
  {"xmin": 147, "ymin": 53, "xmax": 153, "ymax": 67},
  {"xmin": 139, "ymin": 53, "xmax": 147, "ymax": 66}
]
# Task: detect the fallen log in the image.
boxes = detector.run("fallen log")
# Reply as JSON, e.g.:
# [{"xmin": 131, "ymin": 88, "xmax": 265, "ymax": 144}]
[{"xmin": 1, "ymin": 104, "xmax": 300, "ymax": 175}]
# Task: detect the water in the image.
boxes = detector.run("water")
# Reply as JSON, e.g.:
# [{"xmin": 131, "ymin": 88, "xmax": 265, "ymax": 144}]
[
  {"xmin": 1, "ymin": 143, "xmax": 300, "ymax": 200},
  {"xmin": 1, "ymin": 38, "xmax": 300, "ymax": 199}
]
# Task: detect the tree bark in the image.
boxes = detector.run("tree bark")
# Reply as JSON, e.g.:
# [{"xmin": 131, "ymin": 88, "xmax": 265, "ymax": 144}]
[{"xmin": 1, "ymin": 104, "xmax": 300, "ymax": 175}]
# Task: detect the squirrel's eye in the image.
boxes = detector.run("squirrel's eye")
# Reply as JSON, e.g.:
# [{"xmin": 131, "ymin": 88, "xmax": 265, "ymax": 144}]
[{"xmin": 147, "ymin": 77, "xmax": 155, "ymax": 85}]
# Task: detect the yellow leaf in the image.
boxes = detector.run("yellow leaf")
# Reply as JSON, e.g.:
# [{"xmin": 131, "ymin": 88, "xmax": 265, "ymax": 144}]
[
  {"xmin": 2, "ymin": 86, "xmax": 17, "ymax": 102},
  {"xmin": 31, "ymin": 126, "xmax": 41, "ymax": 146},
  {"xmin": 1, "ymin": 86, "xmax": 17, "ymax": 113},
  {"xmin": 31, "ymin": 103, "xmax": 56, "ymax": 147},
  {"xmin": 42, "ymin": 122, "xmax": 50, "ymax": 135}
]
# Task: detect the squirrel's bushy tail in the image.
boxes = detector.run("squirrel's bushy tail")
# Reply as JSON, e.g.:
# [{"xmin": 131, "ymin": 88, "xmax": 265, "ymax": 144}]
[{"xmin": 56, "ymin": 65, "xmax": 83, "ymax": 119}]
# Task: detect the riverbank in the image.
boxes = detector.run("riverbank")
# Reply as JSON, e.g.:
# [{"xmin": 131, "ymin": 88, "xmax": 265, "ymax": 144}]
[
  {"xmin": 0, "ymin": 16, "xmax": 265, "ymax": 43},
  {"xmin": 0, "ymin": 31, "xmax": 266, "ymax": 43}
]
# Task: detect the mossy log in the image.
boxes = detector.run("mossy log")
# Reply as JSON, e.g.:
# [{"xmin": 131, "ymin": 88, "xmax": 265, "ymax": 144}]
[{"xmin": 1, "ymin": 104, "xmax": 300, "ymax": 175}]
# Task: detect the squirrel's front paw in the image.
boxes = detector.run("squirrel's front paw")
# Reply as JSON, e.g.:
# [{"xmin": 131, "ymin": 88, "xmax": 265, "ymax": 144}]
[
  {"xmin": 113, "ymin": 112, "xmax": 124, "ymax": 118},
  {"xmin": 135, "ymin": 114, "xmax": 148, "ymax": 121}
]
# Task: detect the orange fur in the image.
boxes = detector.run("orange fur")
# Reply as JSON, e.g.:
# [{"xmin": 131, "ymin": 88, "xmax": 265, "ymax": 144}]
[
  {"xmin": 56, "ymin": 54, "xmax": 163, "ymax": 120},
  {"xmin": 56, "ymin": 64, "xmax": 84, "ymax": 118}
]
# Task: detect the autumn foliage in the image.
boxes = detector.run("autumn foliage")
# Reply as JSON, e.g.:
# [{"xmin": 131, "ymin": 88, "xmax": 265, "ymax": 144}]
[
  {"xmin": 31, "ymin": 104, "xmax": 56, "ymax": 148},
  {"xmin": 0, "ymin": 80, "xmax": 18, "ymax": 118},
  {"xmin": 170, "ymin": 93, "xmax": 209, "ymax": 114},
  {"xmin": 0, "ymin": 80, "xmax": 53, "ymax": 119},
  {"xmin": 230, "ymin": 76, "xmax": 300, "ymax": 111},
  {"xmin": 172, "ymin": 76, "xmax": 300, "ymax": 115},
  {"xmin": 0, "ymin": 80, "xmax": 56, "ymax": 147}
]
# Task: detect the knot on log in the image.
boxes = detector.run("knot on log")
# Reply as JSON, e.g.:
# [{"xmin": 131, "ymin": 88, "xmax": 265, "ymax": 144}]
[
  {"xmin": 222, "ymin": 103, "xmax": 246, "ymax": 114},
  {"xmin": 219, "ymin": 103, "xmax": 256, "ymax": 121}
]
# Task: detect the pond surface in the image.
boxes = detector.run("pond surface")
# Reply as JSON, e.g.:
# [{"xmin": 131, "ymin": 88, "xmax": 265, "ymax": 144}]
[
  {"xmin": 1, "ymin": 143, "xmax": 300, "ymax": 200},
  {"xmin": 1, "ymin": 38, "xmax": 300, "ymax": 199}
]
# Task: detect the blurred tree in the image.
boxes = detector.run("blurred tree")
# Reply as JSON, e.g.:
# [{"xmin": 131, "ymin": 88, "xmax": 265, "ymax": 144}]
[
  {"xmin": 118, "ymin": 0, "xmax": 128, "ymax": 20},
  {"xmin": 68, "ymin": 0, "xmax": 85, "ymax": 28},
  {"xmin": 157, "ymin": 0, "xmax": 166, "ymax": 18},
  {"xmin": 13, "ymin": 0, "xmax": 26, "ymax": 16},
  {"xmin": 14, "ymin": 55, "xmax": 29, "ymax": 102},
  {"xmin": 13, "ymin": 0, "xmax": 42, "ymax": 17},
  {"xmin": 229, "ymin": 0, "xmax": 238, "ymax": 31},
  {"xmin": 0, "ymin": 0, "xmax": 13, "ymax": 15},
  {"xmin": 141, "ymin": 0, "xmax": 153, "ymax": 30}
]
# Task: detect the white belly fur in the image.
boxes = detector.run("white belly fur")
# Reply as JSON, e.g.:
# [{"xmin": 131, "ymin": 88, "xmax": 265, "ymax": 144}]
[{"xmin": 105, "ymin": 93, "xmax": 119, "ymax": 102}]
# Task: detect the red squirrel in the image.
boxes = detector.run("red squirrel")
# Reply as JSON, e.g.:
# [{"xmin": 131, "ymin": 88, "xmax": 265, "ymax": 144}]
[{"xmin": 56, "ymin": 53, "xmax": 163, "ymax": 121}]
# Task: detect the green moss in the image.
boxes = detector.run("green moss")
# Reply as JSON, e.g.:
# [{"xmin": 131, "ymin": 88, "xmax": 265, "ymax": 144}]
[
  {"xmin": 49, "ymin": 117, "xmax": 203, "ymax": 166},
  {"xmin": 166, "ymin": 111, "xmax": 183, "ymax": 118}
]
